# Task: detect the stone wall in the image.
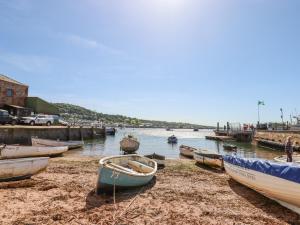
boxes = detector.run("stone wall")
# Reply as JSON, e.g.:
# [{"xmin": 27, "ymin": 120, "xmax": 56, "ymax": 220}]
[
  {"xmin": 0, "ymin": 126, "xmax": 105, "ymax": 144},
  {"xmin": 0, "ymin": 80, "xmax": 28, "ymax": 107},
  {"xmin": 255, "ymin": 130, "xmax": 300, "ymax": 146}
]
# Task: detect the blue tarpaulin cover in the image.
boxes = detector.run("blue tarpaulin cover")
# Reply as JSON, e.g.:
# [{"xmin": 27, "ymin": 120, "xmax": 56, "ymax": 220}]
[{"xmin": 224, "ymin": 155, "xmax": 300, "ymax": 184}]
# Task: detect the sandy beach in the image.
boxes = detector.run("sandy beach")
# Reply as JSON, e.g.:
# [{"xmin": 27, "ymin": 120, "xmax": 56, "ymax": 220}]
[{"xmin": 1, "ymin": 155, "xmax": 300, "ymax": 225}]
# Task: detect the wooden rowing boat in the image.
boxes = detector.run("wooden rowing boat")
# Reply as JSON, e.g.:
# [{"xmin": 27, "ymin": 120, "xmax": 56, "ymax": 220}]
[
  {"xmin": 96, "ymin": 155, "xmax": 157, "ymax": 194},
  {"xmin": 274, "ymin": 154, "xmax": 300, "ymax": 164},
  {"xmin": 179, "ymin": 145, "xmax": 197, "ymax": 158},
  {"xmin": 144, "ymin": 153, "xmax": 165, "ymax": 168},
  {"xmin": 0, "ymin": 145, "xmax": 68, "ymax": 159},
  {"xmin": 120, "ymin": 135, "xmax": 140, "ymax": 153},
  {"xmin": 194, "ymin": 149, "xmax": 224, "ymax": 169},
  {"xmin": 31, "ymin": 137, "xmax": 84, "ymax": 150},
  {"xmin": 224, "ymin": 155, "xmax": 300, "ymax": 215},
  {"xmin": 0, "ymin": 157, "xmax": 49, "ymax": 182}
]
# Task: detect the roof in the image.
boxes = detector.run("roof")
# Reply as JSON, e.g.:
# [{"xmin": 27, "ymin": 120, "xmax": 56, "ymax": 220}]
[
  {"xmin": 5, "ymin": 104, "xmax": 30, "ymax": 109},
  {"xmin": 0, "ymin": 74, "xmax": 28, "ymax": 86}
]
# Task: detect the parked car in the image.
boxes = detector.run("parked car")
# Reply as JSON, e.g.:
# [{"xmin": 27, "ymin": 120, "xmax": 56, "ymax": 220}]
[
  {"xmin": 59, "ymin": 119, "xmax": 69, "ymax": 126},
  {"xmin": 0, "ymin": 110, "xmax": 18, "ymax": 125},
  {"xmin": 20, "ymin": 115, "xmax": 54, "ymax": 126}
]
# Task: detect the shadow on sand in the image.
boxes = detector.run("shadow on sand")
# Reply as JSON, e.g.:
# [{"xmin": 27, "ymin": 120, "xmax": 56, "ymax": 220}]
[
  {"xmin": 85, "ymin": 176, "xmax": 156, "ymax": 210},
  {"xmin": 228, "ymin": 179, "xmax": 300, "ymax": 224}
]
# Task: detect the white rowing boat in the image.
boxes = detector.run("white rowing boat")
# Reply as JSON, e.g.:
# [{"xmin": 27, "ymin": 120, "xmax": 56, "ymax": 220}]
[
  {"xmin": 194, "ymin": 149, "xmax": 224, "ymax": 169},
  {"xmin": 224, "ymin": 155, "xmax": 300, "ymax": 215},
  {"xmin": 97, "ymin": 155, "xmax": 157, "ymax": 194},
  {"xmin": 31, "ymin": 137, "xmax": 84, "ymax": 150},
  {"xmin": 179, "ymin": 145, "xmax": 197, "ymax": 158},
  {"xmin": 0, "ymin": 145, "xmax": 68, "ymax": 159},
  {"xmin": 0, "ymin": 157, "xmax": 49, "ymax": 182}
]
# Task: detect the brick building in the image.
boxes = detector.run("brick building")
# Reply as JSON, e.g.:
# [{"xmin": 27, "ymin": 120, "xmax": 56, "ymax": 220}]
[{"xmin": 0, "ymin": 74, "xmax": 28, "ymax": 107}]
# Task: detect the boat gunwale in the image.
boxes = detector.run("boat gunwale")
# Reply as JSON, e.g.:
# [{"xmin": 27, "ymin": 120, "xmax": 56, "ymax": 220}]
[
  {"xmin": 0, "ymin": 157, "xmax": 50, "ymax": 164},
  {"xmin": 99, "ymin": 155, "xmax": 157, "ymax": 177}
]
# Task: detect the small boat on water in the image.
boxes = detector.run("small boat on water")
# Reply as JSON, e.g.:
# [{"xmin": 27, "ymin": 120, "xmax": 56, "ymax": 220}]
[
  {"xmin": 144, "ymin": 153, "xmax": 165, "ymax": 168},
  {"xmin": 194, "ymin": 149, "xmax": 224, "ymax": 169},
  {"xmin": 193, "ymin": 128, "xmax": 199, "ymax": 132},
  {"xmin": 96, "ymin": 155, "xmax": 157, "ymax": 194},
  {"xmin": 274, "ymin": 154, "xmax": 300, "ymax": 164},
  {"xmin": 168, "ymin": 135, "xmax": 178, "ymax": 144},
  {"xmin": 0, "ymin": 145, "xmax": 68, "ymax": 159},
  {"xmin": 224, "ymin": 155, "xmax": 300, "ymax": 215},
  {"xmin": 120, "ymin": 135, "xmax": 140, "ymax": 153},
  {"xmin": 0, "ymin": 157, "xmax": 49, "ymax": 182},
  {"xmin": 223, "ymin": 144, "xmax": 237, "ymax": 151},
  {"xmin": 105, "ymin": 127, "xmax": 116, "ymax": 135},
  {"xmin": 31, "ymin": 137, "xmax": 84, "ymax": 150},
  {"xmin": 166, "ymin": 128, "xmax": 173, "ymax": 131},
  {"xmin": 179, "ymin": 145, "xmax": 197, "ymax": 158}
]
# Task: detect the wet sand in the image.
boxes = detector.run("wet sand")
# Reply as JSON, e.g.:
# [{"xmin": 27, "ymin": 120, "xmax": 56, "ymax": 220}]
[{"xmin": 1, "ymin": 156, "xmax": 300, "ymax": 225}]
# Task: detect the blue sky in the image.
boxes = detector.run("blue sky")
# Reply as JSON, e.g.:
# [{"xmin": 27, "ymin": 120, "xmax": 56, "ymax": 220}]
[{"xmin": 0, "ymin": 0, "xmax": 300, "ymax": 125}]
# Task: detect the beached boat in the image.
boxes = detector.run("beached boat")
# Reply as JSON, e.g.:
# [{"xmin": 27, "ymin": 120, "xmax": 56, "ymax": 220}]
[
  {"xmin": 144, "ymin": 153, "xmax": 165, "ymax": 168},
  {"xmin": 0, "ymin": 145, "xmax": 68, "ymax": 159},
  {"xmin": 31, "ymin": 137, "xmax": 84, "ymax": 150},
  {"xmin": 96, "ymin": 155, "xmax": 157, "ymax": 194},
  {"xmin": 0, "ymin": 157, "xmax": 49, "ymax": 182},
  {"xmin": 224, "ymin": 155, "xmax": 300, "ymax": 215},
  {"xmin": 194, "ymin": 149, "xmax": 224, "ymax": 169},
  {"xmin": 120, "ymin": 135, "xmax": 140, "ymax": 153},
  {"xmin": 179, "ymin": 145, "xmax": 197, "ymax": 158},
  {"xmin": 223, "ymin": 144, "xmax": 237, "ymax": 151},
  {"xmin": 274, "ymin": 154, "xmax": 300, "ymax": 164},
  {"xmin": 105, "ymin": 127, "xmax": 116, "ymax": 135},
  {"xmin": 168, "ymin": 135, "xmax": 178, "ymax": 144}
]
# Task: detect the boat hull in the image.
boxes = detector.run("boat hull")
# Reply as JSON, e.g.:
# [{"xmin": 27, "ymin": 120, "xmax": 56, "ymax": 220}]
[
  {"xmin": 120, "ymin": 138, "xmax": 140, "ymax": 153},
  {"xmin": 180, "ymin": 145, "xmax": 196, "ymax": 158},
  {"xmin": 31, "ymin": 137, "xmax": 84, "ymax": 150},
  {"xmin": 96, "ymin": 155, "xmax": 157, "ymax": 194},
  {"xmin": 0, "ymin": 157, "xmax": 49, "ymax": 182},
  {"xmin": 224, "ymin": 157, "xmax": 300, "ymax": 215},
  {"xmin": 194, "ymin": 150, "xmax": 224, "ymax": 169},
  {"xmin": 0, "ymin": 145, "xmax": 68, "ymax": 159}
]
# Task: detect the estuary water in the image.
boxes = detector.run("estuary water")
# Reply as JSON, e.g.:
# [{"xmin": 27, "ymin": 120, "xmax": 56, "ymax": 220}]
[{"xmin": 69, "ymin": 128, "xmax": 282, "ymax": 160}]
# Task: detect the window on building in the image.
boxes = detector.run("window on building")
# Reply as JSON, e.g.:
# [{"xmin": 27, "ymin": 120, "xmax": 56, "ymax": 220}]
[{"xmin": 7, "ymin": 89, "xmax": 13, "ymax": 97}]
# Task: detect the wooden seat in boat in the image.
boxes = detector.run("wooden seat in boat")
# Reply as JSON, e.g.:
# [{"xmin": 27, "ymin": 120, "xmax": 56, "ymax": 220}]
[{"xmin": 128, "ymin": 160, "xmax": 153, "ymax": 173}]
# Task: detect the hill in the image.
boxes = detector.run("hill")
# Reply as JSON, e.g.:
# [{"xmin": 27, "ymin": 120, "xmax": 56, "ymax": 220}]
[{"xmin": 53, "ymin": 103, "xmax": 214, "ymax": 129}]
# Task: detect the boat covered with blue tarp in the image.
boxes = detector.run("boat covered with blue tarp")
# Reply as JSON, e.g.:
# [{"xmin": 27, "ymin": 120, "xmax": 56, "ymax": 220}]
[{"xmin": 224, "ymin": 155, "xmax": 300, "ymax": 215}]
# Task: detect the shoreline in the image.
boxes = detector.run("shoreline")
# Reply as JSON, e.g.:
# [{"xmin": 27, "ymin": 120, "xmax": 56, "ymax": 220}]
[{"xmin": 1, "ymin": 155, "xmax": 299, "ymax": 225}]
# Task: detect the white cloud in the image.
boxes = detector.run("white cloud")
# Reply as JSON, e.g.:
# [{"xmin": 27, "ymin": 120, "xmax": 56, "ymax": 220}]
[
  {"xmin": 64, "ymin": 34, "xmax": 124, "ymax": 56},
  {"xmin": 0, "ymin": 51, "xmax": 52, "ymax": 72}
]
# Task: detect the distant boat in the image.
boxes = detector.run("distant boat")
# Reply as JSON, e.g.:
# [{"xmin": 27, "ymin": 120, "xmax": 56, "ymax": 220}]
[
  {"xmin": 193, "ymin": 128, "xmax": 199, "ymax": 132},
  {"xmin": 274, "ymin": 154, "xmax": 300, "ymax": 164},
  {"xmin": 224, "ymin": 155, "xmax": 300, "ymax": 215},
  {"xmin": 96, "ymin": 155, "xmax": 157, "ymax": 194},
  {"xmin": 105, "ymin": 127, "xmax": 116, "ymax": 135},
  {"xmin": 223, "ymin": 144, "xmax": 237, "ymax": 151},
  {"xmin": 31, "ymin": 137, "xmax": 84, "ymax": 150},
  {"xmin": 179, "ymin": 145, "xmax": 197, "ymax": 158},
  {"xmin": 120, "ymin": 135, "xmax": 140, "ymax": 153},
  {"xmin": 168, "ymin": 135, "xmax": 178, "ymax": 144},
  {"xmin": 194, "ymin": 149, "xmax": 224, "ymax": 169},
  {"xmin": 144, "ymin": 153, "xmax": 165, "ymax": 168},
  {"xmin": 166, "ymin": 128, "xmax": 173, "ymax": 131},
  {"xmin": 0, "ymin": 157, "xmax": 49, "ymax": 182},
  {"xmin": 0, "ymin": 145, "xmax": 68, "ymax": 159}
]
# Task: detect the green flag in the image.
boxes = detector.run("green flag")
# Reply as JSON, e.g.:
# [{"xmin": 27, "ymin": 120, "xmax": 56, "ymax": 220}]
[{"xmin": 258, "ymin": 101, "xmax": 265, "ymax": 106}]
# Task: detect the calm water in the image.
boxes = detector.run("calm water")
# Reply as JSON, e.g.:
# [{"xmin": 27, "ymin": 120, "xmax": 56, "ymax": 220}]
[{"xmin": 70, "ymin": 128, "xmax": 282, "ymax": 160}]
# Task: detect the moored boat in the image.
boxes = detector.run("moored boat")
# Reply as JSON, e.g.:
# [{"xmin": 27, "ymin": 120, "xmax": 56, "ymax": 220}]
[
  {"xmin": 96, "ymin": 155, "xmax": 157, "ymax": 194},
  {"xmin": 0, "ymin": 157, "xmax": 49, "ymax": 182},
  {"xmin": 144, "ymin": 153, "xmax": 165, "ymax": 168},
  {"xmin": 193, "ymin": 128, "xmax": 199, "ymax": 132},
  {"xmin": 274, "ymin": 154, "xmax": 300, "ymax": 164},
  {"xmin": 223, "ymin": 144, "xmax": 237, "ymax": 151},
  {"xmin": 120, "ymin": 135, "xmax": 140, "ymax": 153},
  {"xmin": 179, "ymin": 145, "xmax": 197, "ymax": 158},
  {"xmin": 224, "ymin": 155, "xmax": 300, "ymax": 215},
  {"xmin": 31, "ymin": 137, "xmax": 84, "ymax": 150},
  {"xmin": 168, "ymin": 135, "xmax": 178, "ymax": 144},
  {"xmin": 105, "ymin": 127, "xmax": 116, "ymax": 135},
  {"xmin": 0, "ymin": 145, "xmax": 68, "ymax": 159},
  {"xmin": 194, "ymin": 149, "xmax": 224, "ymax": 169}
]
